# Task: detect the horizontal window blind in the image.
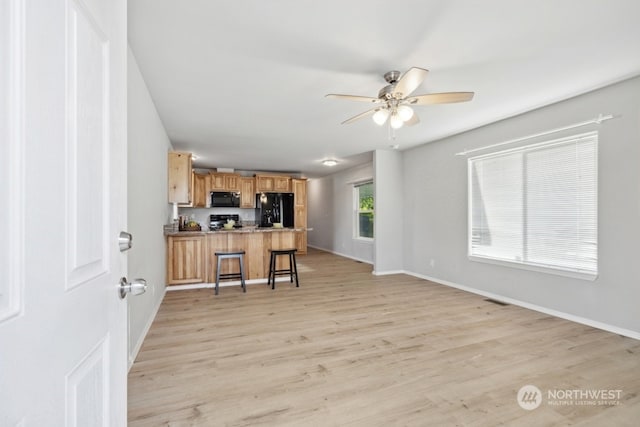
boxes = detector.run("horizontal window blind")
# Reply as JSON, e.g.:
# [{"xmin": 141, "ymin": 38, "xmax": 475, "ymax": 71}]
[{"xmin": 468, "ymin": 132, "xmax": 598, "ymax": 278}]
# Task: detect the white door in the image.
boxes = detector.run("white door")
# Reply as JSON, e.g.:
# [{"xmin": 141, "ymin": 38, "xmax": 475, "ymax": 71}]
[{"xmin": 0, "ymin": 0, "xmax": 129, "ymax": 425}]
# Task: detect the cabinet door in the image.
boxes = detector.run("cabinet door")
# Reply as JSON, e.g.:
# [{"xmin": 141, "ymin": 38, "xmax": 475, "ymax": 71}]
[
  {"xmin": 294, "ymin": 206, "xmax": 307, "ymax": 228},
  {"xmin": 167, "ymin": 235, "xmax": 205, "ymax": 284},
  {"xmin": 210, "ymin": 173, "xmax": 226, "ymax": 191},
  {"xmin": 225, "ymin": 174, "xmax": 240, "ymax": 191},
  {"xmin": 239, "ymin": 177, "xmax": 255, "ymax": 208},
  {"xmin": 294, "ymin": 205, "xmax": 307, "ymax": 254},
  {"xmin": 292, "ymin": 178, "xmax": 307, "ymax": 227},
  {"xmin": 193, "ymin": 172, "xmax": 208, "ymax": 207},
  {"xmin": 274, "ymin": 176, "xmax": 291, "ymax": 192},
  {"xmin": 292, "ymin": 179, "xmax": 306, "ymax": 207},
  {"xmin": 292, "ymin": 179, "xmax": 307, "ymax": 254},
  {"xmin": 295, "ymin": 231, "xmax": 307, "ymax": 255},
  {"xmin": 256, "ymin": 176, "xmax": 274, "ymax": 192},
  {"xmin": 168, "ymin": 152, "xmax": 192, "ymax": 204}
]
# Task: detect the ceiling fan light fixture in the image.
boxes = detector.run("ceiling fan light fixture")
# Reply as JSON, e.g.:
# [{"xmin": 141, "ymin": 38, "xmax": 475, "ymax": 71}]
[
  {"xmin": 372, "ymin": 109, "xmax": 390, "ymax": 126},
  {"xmin": 397, "ymin": 105, "xmax": 414, "ymax": 121},
  {"xmin": 322, "ymin": 159, "xmax": 338, "ymax": 167},
  {"xmin": 390, "ymin": 113, "xmax": 404, "ymax": 129},
  {"xmin": 326, "ymin": 66, "xmax": 474, "ymax": 130}
]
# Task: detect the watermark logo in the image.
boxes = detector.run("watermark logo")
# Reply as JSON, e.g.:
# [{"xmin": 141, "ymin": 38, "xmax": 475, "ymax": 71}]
[
  {"xmin": 517, "ymin": 385, "xmax": 623, "ymax": 410},
  {"xmin": 517, "ymin": 385, "xmax": 542, "ymax": 410},
  {"xmin": 546, "ymin": 388, "xmax": 622, "ymax": 407}
]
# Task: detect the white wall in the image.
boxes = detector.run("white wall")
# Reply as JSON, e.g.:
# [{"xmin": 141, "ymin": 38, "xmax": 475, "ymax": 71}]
[
  {"xmin": 373, "ymin": 149, "xmax": 404, "ymax": 274},
  {"xmin": 127, "ymin": 48, "xmax": 173, "ymax": 366},
  {"xmin": 307, "ymin": 162, "xmax": 374, "ymax": 264},
  {"xmin": 402, "ymin": 76, "xmax": 640, "ymax": 337}
]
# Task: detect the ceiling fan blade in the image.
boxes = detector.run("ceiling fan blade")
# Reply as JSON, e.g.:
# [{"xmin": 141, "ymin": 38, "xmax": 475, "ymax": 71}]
[
  {"xmin": 405, "ymin": 114, "xmax": 420, "ymax": 126},
  {"xmin": 341, "ymin": 108, "xmax": 378, "ymax": 124},
  {"xmin": 392, "ymin": 67, "xmax": 428, "ymax": 99},
  {"xmin": 407, "ymin": 92, "xmax": 475, "ymax": 105},
  {"xmin": 325, "ymin": 94, "xmax": 382, "ymax": 104}
]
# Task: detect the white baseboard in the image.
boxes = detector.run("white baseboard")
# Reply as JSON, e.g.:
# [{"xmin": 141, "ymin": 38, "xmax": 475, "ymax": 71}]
[
  {"xmin": 128, "ymin": 284, "xmax": 167, "ymax": 370},
  {"xmin": 307, "ymin": 244, "xmax": 373, "ymax": 265},
  {"xmin": 372, "ymin": 269, "xmax": 404, "ymax": 276},
  {"xmin": 406, "ymin": 270, "xmax": 640, "ymax": 341},
  {"xmin": 166, "ymin": 277, "xmax": 291, "ymax": 291}
]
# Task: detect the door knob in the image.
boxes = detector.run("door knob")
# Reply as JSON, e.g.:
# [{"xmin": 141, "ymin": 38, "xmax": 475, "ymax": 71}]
[
  {"xmin": 119, "ymin": 231, "xmax": 133, "ymax": 252},
  {"xmin": 119, "ymin": 277, "xmax": 147, "ymax": 299}
]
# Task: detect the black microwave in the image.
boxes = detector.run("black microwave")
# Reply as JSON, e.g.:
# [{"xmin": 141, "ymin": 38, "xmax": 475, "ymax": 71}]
[{"xmin": 210, "ymin": 192, "xmax": 240, "ymax": 208}]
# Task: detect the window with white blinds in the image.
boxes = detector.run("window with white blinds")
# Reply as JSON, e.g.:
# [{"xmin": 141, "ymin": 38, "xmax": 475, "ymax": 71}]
[{"xmin": 468, "ymin": 131, "xmax": 598, "ymax": 279}]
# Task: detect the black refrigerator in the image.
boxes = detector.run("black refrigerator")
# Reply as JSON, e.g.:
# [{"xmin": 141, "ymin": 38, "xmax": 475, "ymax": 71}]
[{"xmin": 255, "ymin": 193, "xmax": 294, "ymax": 227}]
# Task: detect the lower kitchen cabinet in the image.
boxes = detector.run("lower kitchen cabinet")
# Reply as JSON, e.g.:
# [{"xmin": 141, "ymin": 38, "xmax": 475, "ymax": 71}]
[
  {"xmin": 295, "ymin": 231, "xmax": 307, "ymax": 255},
  {"xmin": 166, "ymin": 234, "xmax": 206, "ymax": 284},
  {"xmin": 166, "ymin": 230, "xmax": 305, "ymax": 285}
]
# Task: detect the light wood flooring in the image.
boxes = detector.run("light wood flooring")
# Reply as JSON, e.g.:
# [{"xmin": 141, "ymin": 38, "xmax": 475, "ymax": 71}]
[{"xmin": 128, "ymin": 248, "xmax": 640, "ymax": 426}]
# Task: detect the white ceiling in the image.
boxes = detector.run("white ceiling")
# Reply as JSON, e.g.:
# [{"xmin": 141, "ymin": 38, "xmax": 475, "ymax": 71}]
[{"xmin": 128, "ymin": 0, "xmax": 640, "ymax": 177}]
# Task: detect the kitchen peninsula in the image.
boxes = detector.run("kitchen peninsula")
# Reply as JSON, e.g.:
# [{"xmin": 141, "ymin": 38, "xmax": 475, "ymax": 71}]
[
  {"xmin": 166, "ymin": 227, "xmax": 305, "ymax": 285},
  {"xmin": 166, "ymin": 151, "xmax": 308, "ymax": 286}
]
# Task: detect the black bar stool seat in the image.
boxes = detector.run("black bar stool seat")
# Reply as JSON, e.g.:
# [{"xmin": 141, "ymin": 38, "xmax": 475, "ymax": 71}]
[
  {"xmin": 268, "ymin": 248, "xmax": 299, "ymax": 289},
  {"xmin": 214, "ymin": 250, "xmax": 246, "ymax": 295}
]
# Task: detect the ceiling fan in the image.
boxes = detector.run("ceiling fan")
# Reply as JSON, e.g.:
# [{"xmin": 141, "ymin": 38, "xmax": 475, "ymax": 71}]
[{"xmin": 326, "ymin": 67, "xmax": 474, "ymax": 129}]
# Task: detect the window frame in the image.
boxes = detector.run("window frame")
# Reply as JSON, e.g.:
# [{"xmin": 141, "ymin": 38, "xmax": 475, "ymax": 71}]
[
  {"xmin": 354, "ymin": 181, "xmax": 374, "ymax": 241},
  {"xmin": 467, "ymin": 132, "xmax": 598, "ymax": 281}
]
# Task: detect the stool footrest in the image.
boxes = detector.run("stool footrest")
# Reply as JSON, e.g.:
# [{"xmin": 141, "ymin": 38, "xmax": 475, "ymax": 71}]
[{"xmin": 218, "ymin": 273, "xmax": 243, "ymax": 280}]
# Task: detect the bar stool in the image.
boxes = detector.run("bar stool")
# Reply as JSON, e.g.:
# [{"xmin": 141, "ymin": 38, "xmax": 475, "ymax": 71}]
[
  {"xmin": 214, "ymin": 251, "xmax": 246, "ymax": 295},
  {"xmin": 268, "ymin": 248, "xmax": 299, "ymax": 289}
]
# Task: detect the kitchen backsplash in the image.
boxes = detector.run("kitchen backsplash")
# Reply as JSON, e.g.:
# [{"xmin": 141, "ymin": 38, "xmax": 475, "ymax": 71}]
[{"xmin": 173, "ymin": 207, "xmax": 256, "ymax": 229}]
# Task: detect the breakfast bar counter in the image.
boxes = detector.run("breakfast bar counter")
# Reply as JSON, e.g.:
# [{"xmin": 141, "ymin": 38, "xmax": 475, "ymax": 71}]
[{"xmin": 165, "ymin": 227, "xmax": 306, "ymax": 285}]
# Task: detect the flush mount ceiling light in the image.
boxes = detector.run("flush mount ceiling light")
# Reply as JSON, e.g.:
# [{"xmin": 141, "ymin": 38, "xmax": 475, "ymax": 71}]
[
  {"xmin": 326, "ymin": 67, "xmax": 474, "ymax": 130},
  {"xmin": 322, "ymin": 159, "xmax": 338, "ymax": 167}
]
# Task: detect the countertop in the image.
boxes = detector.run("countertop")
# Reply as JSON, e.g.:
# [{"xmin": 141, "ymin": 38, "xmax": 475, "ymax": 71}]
[{"xmin": 165, "ymin": 227, "xmax": 307, "ymax": 236}]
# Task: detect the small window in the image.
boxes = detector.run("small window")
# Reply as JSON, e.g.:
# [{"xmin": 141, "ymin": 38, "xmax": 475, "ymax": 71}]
[
  {"xmin": 468, "ymin": 132, "xmax": 598, "ymax": 279},
  {"xmin": 355, "ymin": 182, "xmax": 374, "ymax": 239}
]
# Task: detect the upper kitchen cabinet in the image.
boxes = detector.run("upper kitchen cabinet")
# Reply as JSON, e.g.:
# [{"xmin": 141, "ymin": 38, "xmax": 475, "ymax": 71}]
[
  {"xmin": 292, "ymin": 178, "xmax": 307, "ymax": 207},
  {"xmin": 209, "ymin": 172, "xmax": 241, "ymax": 192},
  {"xmin": 168, "ymin": 152, "xmax": 192, "ymax": 204},
  {"xmin": 274, "ymin": 176, "xmax": 291, "ymax": 192},
  {"xmin": 239, "ymin": 177, "xmax": 256, "ymax": 208},
  {"xmin": 225, "ymin": 174, "xmax": 240, "ymax": 191},
  {"xmin": 255, "ymin": 174, "xmax": 291, "ymax": 193},
  {"xmin": 192, "ymin": 172, "xmax": 209, "ymax": 208},
  {"xmin": 209, "ymin": 173, "xmax": 225, "ymax": 191}
]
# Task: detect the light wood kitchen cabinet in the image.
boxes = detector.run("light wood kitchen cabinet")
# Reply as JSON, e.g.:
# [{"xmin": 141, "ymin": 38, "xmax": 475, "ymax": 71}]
[
  {"xmin": 225, "ymin": 175, "xmax": 240, "ymax": 191},
  {"xmin": 168, "ymin": 152, "xmax": 192, "ymax": 204},
  {"xmin": 295, "ymin": 231, "xmax": 307, "ymax": 255},
  {"xmin": 255, "ymin": 175, "xmax": 274, "ymax": 192},
  {"xmin": 293, "ymin": 178, "xmax": 307, "ymax": 207},
  {"xmin": 167, "ymin": 234, "xmax": 206, "ymax": 284},
  {"xmin": 255, "ymin": 174, "xmax": 291, "ymax": 193},
  {"xmin": 209, "ymin": 173, "xmax": 226, "ymax": 191},
  {"xmin": 193, "ymin": 172, "xmax": 209, "ymax": 208},
  {"xmin": 239, "ymin": 177, "xmax": 255, "ymax": 208},
  {"xmin": 292, "ymin": 178, "xmax": 307, "ymax": 254},
  {"xmin": 209, "ymin": 172, "xmax": 241, "ymax": 192},
  {"xmin": 166, "ymin": 229, "xmax": 306, "ymax": 285},
  {"xmin": 203, "ymin": 230, "xmax": 298, "ymax": 282},
  {"xmin": 274, "ymin": 176, "xmax": 291, "ymax": 192}
]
